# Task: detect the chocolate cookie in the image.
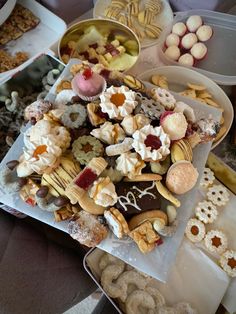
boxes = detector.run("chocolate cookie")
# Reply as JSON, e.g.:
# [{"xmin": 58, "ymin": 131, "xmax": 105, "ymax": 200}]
[{"xmin": 115, "ymin": 181, "xmax": 161, "ymax": 218}]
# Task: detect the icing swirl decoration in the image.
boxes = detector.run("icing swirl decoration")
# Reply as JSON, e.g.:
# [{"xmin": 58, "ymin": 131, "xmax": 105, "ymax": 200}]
[
  {"xmin": 89, "ymin": 177, "xmax": 118, "ymax": 207},
  {"xmin": 117, "ymin": 182, "xmax": 156, "ymax": 212},
  {"xmin": 116, "ymin": 152, "xmax": 145, "ymax": 178},
  {"xmin": 100, "ymin": 85, "xmax": 137, "ymax": 120},
  {"xmin": 132, "ymin": 125, "xmax": 170, "ymax": 161}
]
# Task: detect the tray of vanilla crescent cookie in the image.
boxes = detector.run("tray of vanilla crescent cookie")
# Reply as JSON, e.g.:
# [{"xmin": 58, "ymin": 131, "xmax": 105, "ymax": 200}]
[{"xmin": 0, "ymin": 59, "xmax": 222, "ymax": 282}]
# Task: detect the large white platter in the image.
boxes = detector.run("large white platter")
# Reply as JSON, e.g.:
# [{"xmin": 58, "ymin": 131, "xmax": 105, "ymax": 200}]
[
  {"xmin": 0, "ymin": 59, "xmax": 222, "ymax": 283},
  {"xmin": 138, "ymin": 65, "xmax": 233, "ymax": 149}
]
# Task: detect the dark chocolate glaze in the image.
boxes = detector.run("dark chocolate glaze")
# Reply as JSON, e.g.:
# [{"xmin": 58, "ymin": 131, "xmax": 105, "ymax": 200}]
[{"xmin": 115, "ymin": 181, "xmax": 161, "ymax": 219}]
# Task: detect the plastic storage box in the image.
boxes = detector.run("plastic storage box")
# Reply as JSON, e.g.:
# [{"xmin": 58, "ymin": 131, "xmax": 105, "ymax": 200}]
[{"xmin": 158, "ymin": 10, "xmax": 236, "ymax": 85}]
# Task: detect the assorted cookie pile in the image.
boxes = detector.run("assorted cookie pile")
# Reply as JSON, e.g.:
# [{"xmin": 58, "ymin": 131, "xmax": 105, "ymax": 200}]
[
  {"xmin": 185, "ymin": 167, "xmax": 236, "ymax": 278},
  {"xmin": 0, "ymin": 60, "xmax": 64, "ymax": 162},
  {"xmin": 99, "ymin": 252, "xmax": 198, "ymax": 314},
  {"xmin": 149, "ymin": 75, "xmax": 226, "ymax": 143},
  {"xmin": 164, "ymin": 15, "xmax": 213, "ymax": 66},
  {"xmin": 60, "ymin": 24, "xmax": 139, "ymax": 72},
  {"xmin": 0, "ymin": 4, "xmax": 40, "ymax": 72},
  {"xmin": 0, "ymin": 62, "xmax": 220, "ymax": 254},
  {"xmin": 102, "ymin": 0, "xmax": 163, "ymax": 42}
]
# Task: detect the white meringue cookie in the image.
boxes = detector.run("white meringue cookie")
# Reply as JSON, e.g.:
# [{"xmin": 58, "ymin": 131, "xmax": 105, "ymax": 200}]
[
  {"xmin": 121, "ymin": 114, "xmax": 150, "ymax": 136},
  {"xmin": 90, "ymin": 121, "xmax": 125, "ymax": 145},
  {"xmin": 132, "ymin": 125, "xmax": 170, "ymax": 161},
  {"xmin": 116, "ymin": 152, "xmax": 146, "ymax": 177},
  {"xmin": 89, "ymin": 177, "xmax": 118, "ymax": 207},
  {"xmin": 100, "ymin": 85, "xmax": 137, "ymax": 120}
]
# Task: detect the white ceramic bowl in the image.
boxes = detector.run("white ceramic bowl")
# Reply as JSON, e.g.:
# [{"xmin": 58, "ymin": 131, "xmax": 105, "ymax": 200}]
[{"xmin": 138, "ymin": 65, "xmax": 233, "ymax": 149}]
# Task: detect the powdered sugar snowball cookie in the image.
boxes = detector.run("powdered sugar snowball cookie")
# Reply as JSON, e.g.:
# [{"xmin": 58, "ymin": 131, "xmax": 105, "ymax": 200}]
[
  {"xmin": 196, "ymin": 25, "xmax": 213, "ymax": 42},
  {"xmin": 220, "ymin": 250, "xmax": 236, "ymax": 277},
  {"xmin": 161, "ymin": 112, "xmax": 188, "ymax": 141},
  {"xmin": 54, "ymin": 89, "xmax": 76, "ymax": 107},
  {"xmin": 164, "ymin": 46, "xmax": 181, "ymax": 61},
  {"xmin": 190, "ymin": 43, "xmax": 207, "ymax": 60},
  {"xmin": 200, "ymin": 167, "xmax": 215, "ymax": 187},
  {"xmin": 132, "ymin": 125, "xmax": 171, "ymax": 162},
  {"xmin": 185, "ymin": 218, "xmax": 205, "ymax": 243},
  {"xmin": 178, "ymin": 53, "xmax": 194, "ymax": 67},
  {"xmin": 174, "ymin": 101, "xmax": 196, "ymax": 123},
  {"xmin": 100, "ymin": 85, "xmax": 137, "ymax": 120},
  {"xmin": 172, "ymin": 22, "xmax": 187, "ymax": 36},
  {"xmin": 152, "ymin": 88, "xmax": 176, "ymax": 110},
  {"xmin": 166, "ymin": 161, "xmax": 199, "ymax": 195},
  {"xmin": 195, "ymin": 200, "xmax": 218, "ymax": 224},
  {"xmin": 186, "ymin": 15, "xmax": 203, "ymax": 32},
  {"xmin": 165, "ymin": 33, "xmax": 180, "ymax": 47},
  {"xmin": 181, "ymin": 33, "xmax": 198, "ymax": 50},
  {"xmin": 204, "ymin": 230, "xmax": 228, "ymax": 255},
  {"xmin": 116, "ymin": 152, "xmax": 146, "ymax": 177},
  {"xmin": 207, "ymin": 184, "xmax": 230, "ymax": 206},
  {"xmin": 89, "ymin": 177, "xmax": 118, "ymax": 207}
]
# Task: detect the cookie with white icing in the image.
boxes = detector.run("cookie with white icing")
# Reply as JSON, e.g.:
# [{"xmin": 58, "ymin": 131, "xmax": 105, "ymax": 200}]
[{"xmin": 115, "ymin": 181, "xmax": 161, "ymax": 218}]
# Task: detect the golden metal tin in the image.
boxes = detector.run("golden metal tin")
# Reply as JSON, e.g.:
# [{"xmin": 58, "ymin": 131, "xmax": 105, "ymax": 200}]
[{"xmin": 58, "ymin": 18, "xmax": 141, "ymax": 72}]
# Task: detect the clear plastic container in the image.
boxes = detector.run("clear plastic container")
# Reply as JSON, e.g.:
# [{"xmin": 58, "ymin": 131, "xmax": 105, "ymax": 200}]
[{"xmin": 158, "ymin": 10, "xmax": 236, "ymax": 85}]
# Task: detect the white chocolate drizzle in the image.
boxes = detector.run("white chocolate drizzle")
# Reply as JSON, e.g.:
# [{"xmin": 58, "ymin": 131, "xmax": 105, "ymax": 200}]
[
  {"xmin": 117, "ymin": 182, "xmax": 156, "ymax": 211},
  {"xmin": 132, "ymin": 181, "xmax": 156, "ymax": 198}
]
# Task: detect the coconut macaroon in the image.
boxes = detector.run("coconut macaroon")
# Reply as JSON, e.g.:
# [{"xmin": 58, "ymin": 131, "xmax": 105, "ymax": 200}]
[{"xmin": 166, "ymin": 161, "xmax": 199, "ymax": 194}]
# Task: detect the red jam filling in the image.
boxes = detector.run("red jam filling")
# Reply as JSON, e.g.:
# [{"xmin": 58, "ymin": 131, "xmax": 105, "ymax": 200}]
[
  {"xmin": 160, "ymin": 111, "xmax": 174, "ymax": 124},
  {"xmin": 89, "ymin": 43, "xmax": 98, "ymax": 49},
  {"xmin": 156, "ymin": 238, "xmax": 163, "ymax": 246},
  {"xmin": 26, "ymin": 197, "xmax": 36, "ymax": 207},
  {"xmin": 75, "ymin": 168, "xmax": 97, "ymax": 190},
  {"xmin": 144, "ymin": 134, "xmax": 161, "ymax": 151},
  {"xmin": 82, "ymin": 68, "xmax": 93, "ymax": 80}
]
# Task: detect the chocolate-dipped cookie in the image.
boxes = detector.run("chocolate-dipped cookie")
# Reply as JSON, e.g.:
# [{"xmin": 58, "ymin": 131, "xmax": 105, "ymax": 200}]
[{"xmin": 115, "ymin": 181, "xmax": 161, "ymax": 218}]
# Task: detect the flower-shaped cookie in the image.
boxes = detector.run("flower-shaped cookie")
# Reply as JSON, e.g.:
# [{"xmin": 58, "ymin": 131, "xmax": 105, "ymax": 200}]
[
  {"xmin": 195, "ymin": 200, "xmax": 218, "ymax": 224},
  {"xmin": 220, "ymin": 250, "xmax": 236, "ymax": 277},
  {"xmin": 100, "ymin": 85, "xmax": 137, "ymax": 120},
  {"xmin": 200, "ymin": 167, "xmax": 215, "ymax": 188},
  {"xmin": 185, "ymin": 218, "xmax": 205, "ymax": 243},
  {"xmin": 132, "ymin": 125, "xmax": 170, "ymax": 161},
  {"xmin": 116, "ymin": 152, "xmax": 146, "ymax": 178},
  {"xmin": 204, "ymin": 230, "xmax": 228, "ymax": 255},
  {"xmin": 91, "ymin": 121, "xmax": 125, "ymax": 145},
  {"xmin": 17, "ymin": 135, "xmax": 62, "ymax": 176},
  {"xmin": 151, "ymin": 87, "xmax": 176, "ymax": 110},
  {"xmin": 207, "ymin": 184, "xmax": 230, "ymax": 206}
]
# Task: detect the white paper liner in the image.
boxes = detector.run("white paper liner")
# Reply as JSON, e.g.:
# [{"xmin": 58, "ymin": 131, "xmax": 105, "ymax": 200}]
[{"xmin": 0, "ymin": 60, "xmax": 222, "ymax": 284}]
